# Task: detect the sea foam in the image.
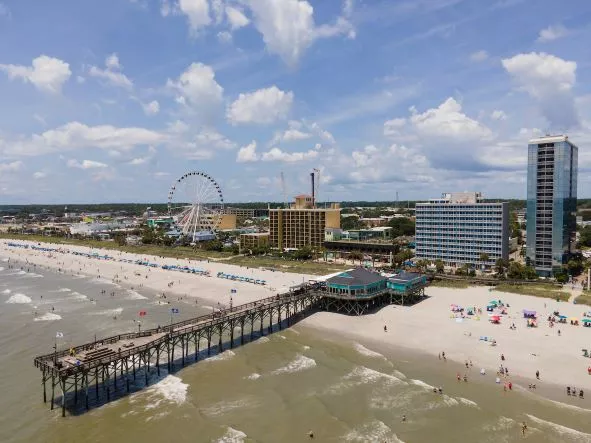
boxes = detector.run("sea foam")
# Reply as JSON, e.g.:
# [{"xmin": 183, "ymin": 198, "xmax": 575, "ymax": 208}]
[
  {"xmin": 2, "ymin": 289, "xmax": 11, "ymax": 294},
  {"xmin": 215, "ymin": 427, "xmax": 247, "ymax": 443},
  {"xmin": 144, "ymin": 375, "xmax": 188, "ymax": 407},
  {"xmin": 353, "ymin": 343, "xmax": 385, "ymax": 359},
  {"xmin": 34, "ymin": 313, "xmax": 62, "ymax": 321},
  {"xmin": 271, "ymin": 354, "xmax": 316, "ymax": 375},
  {"xmin": 525, "ymin": 414, "xmax": 591, "ymax": 441},
  {"xmin": 344, "ymin": 420, "xmax": 404, "ymax": 442},
  {"xmin": 6, "ymin": 293, "xmax": 32, "ymax": 304},
  {"xmin": 206, "ymin": 350, "xmax": 236, "ymax": 362}
]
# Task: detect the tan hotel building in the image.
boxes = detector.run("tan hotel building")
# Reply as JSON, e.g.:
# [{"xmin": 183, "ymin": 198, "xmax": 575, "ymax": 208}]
[{"xmin": 269, "ymin": 195, "xmax": 341, "ymax": 250}]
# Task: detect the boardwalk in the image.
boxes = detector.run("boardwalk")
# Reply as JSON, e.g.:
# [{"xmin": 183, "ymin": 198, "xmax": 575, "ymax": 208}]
[{"xmin": 34, "ymin": 290, "xmax": 321, "ymax": 416}]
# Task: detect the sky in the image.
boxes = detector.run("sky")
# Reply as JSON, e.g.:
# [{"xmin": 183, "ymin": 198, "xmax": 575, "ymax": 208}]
[{"xmin": 0, "ymin": 0, "xmax": 590, "ymax": 204}]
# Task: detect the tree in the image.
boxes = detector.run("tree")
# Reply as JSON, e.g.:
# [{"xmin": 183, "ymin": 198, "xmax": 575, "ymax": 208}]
[
  {"xmin": 202, "ymin": 240, "xmax": 223, "ymax": 251},
  {"xmin": 341, "ymin": 216, "xmax": 363, "ymax": 231},
  {"xmin": 580, "ymin": 226, "xmax": 591, "ymax": 247},
  {"xmin": 434, "ymin": 259, "xmax": 445, "ymax": 274},
  {"xmin": 293, "ymin": 246, "xmax": 313, "ymax": 260},
  {"xmin": 415, "ymin": 259, "xmax": 430, "ymax": 273},
  {"xmin": 507, "ymin": 261, "xmax": 525, "ymax": 279},
  {"xmin": 113, "ymin": 232, "xmax": 126, "ymax": 246},
  {"xmin": 388, "ymin": 217, "xmax": 416, "ymax": 238},
  {"xmin": 524, "ymin": 265, "xmax": 538, "ymax": 280},
  {"xmin": 495, "ymin": 258, "xmax": 508, "ymax": 276},
  {"xmin": 567, "ymin": 259, "xmax": 584, "ymax": 277},
  {"xmin": 479, "ymin": 252, "xmax": 489, "ymax": 266}
]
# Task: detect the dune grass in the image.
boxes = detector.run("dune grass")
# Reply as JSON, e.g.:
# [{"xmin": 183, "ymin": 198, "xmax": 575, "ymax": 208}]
[
  {"xmin": 430, "ymin": 279, "xmax": 471, "ymax": 289},
  {"xmin": 493, "ymin": 283, "xmax": 570, "ymax": 301}
]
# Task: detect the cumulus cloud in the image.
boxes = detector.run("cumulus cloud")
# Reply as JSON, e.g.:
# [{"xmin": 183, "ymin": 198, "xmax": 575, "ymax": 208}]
[
  {"xmin": 33, "ymin": 171, "xmax": 47, "ymax": 179},
  {"xmin": 0, "ymin": 55, "xmax": 71, "ymax": 93},
  {"xmin": 537, "ymin": 24, "xmax": 568, "ymax": 42},
  {"xmin": 470, "ymin": 50, "xmax": 488, "ymax": 62},
  {"xmin": 502, "ymin": 52, "xmax": 578, "ymax": 128},
  {"xmin": 261, "ymin": 147, "xmax": 318, "ymax": 162},
  {"xmin": 490, "ymin": 110, "xmax": 507, "ymax": 121},
  {"xmin": 409, "ymin": 97, "xmax": 492, "ymax": 140},
  {"xmin": 0, "ymin": 122, "xmax": 165, "ymax": 156},
  {"xmin": 227, "ymin": 86, "xmax": 293, "ymax": 125},
  {"xmin": 383, "ymin": 117, "xmax": 406, "ymax": 136},
  {"xmin": 88, "ymin": 53, "xmax": 133, "ymax": 89},
  {"xmin": 163, "ymin": 0, "xmax": 211, "ymax": 32},
  {"xmin": 167, "ymin": 62, "xmax": 223, "ymax": 119},
  {"xmin": 67, "ymin": 159, "xmax": 108, "ymax": 169},
  {"xmin": 142, "ymin": 100, "xmax": 160, "ymax": 115},
  {"xmin": 217, "ymin": 31, "xmax": 232, "ymax": 44},
  {"xmin": 0, "ymin": 161, "xmax": 23, "ymax": 172},
  {"xmin": 225, "ymin": 5, "xmax": 249, "ymax": 30},
  {"xmin": 236, "ymin": 140, "xmax": 258, "ymax": 162},
  {"xmin": 243, "ymin": 0, "xmax": 354, "ymax": 65}
]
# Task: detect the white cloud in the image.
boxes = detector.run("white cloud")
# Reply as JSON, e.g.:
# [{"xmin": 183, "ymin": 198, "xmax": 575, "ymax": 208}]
[
  {"xmin": 154, "ymin": 171, "xmax": 170, "ymax": 178},
  {"xmin": 409, "ymin": 97, "xmax": 492, "ymax": 140},
  {"xmin": 33, "ymin": 171, "xmax": 47, "ymax": 179},
  {"xmin": 343, "ymin": 0, "xmax": 354, "ymax": 17},
  {"xmin": 243, "ymin": 0, "xmax": 354, "ymax": 65},
  {"xmin": 537, "ymin": 24, "xmax": 568, "ymax": 42},
  {"xmin": 0, "ymin": 122, "xmax": 165, "ymax": 156},
  {"xmin": 236, "ymin": 140, "xmax": 258, "ymax": 162},
  {"xmin": 194, "ymin": 129, "xmax": 235, "ymax": 150},
  {"xmin": 502, "ymin": 52, "xmax": 578, "ymax": 127},
  {"xmin": 383, "ymin": 117, "xmax": 406, "ymax": 136},
  {"xmin": 143, "ymin": 100, "xmax": 160, "ymax": 116},
  {"xmin": 470, "ymin": 50, "xmax": 488, "ymax": 62},
  {"xmin": 227, "ymin": 86, "xmax": 293, "ymax": 125},
  {"xmin": 261, "ymin": 147, "xmax": 318, "ymax": 162},
  {"xmin": 225, "ymin": 5, "xmax": 249, "ymax": 30},
  {"xmin": 346, "ymin": 143, "xmax": 432, "ymax": 185},
  {"xmin": 217, "ymin": 31, "xmax": 232, "ymax": 44},
  {"xmin": 88, "ymin": 53, "xmax": 133, "ymax": 89},
  {"xmin": 490, "ymin": 110, "xmax": 507, "ymax": 121},
  {"xmin": 67, "ymin": 159, "xmax": 108, "ymax": 169},
  {"xmin": 167, "ymin": 62, "xmax": 223, "ymax": 118},
  {"xmin": 0, "ymin": 161, "xmax": 23, "ymax": 172},
  {"xmin": 164, "ymin": 0, "xmax": 211, "ymax": 32},
  {"xmin": 33, "ymin": 114, "xmax": 47, "ymax": 126},
  {"xmin": 282, "ymin": 129, "xmax": 311, "ymax": 142},
  {"xmin": 76, "ymin": 75, "xmax": 85, "ymax": 84},
  {"xmin": 211, "ymin": 0, "xmax": 224, "ymax": 24},
  {"xmin": 0, "ymin": 55, "xmax": 71, "ymax": 93}
]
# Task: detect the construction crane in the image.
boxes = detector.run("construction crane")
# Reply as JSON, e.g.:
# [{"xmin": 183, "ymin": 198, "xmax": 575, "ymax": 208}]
[
  {"xmin": 313, "ymin": 168, "xmax": 320, "ymax": 208},
  {"xmin": 280, "ymin": 171, "xmax": 288, "ymax": 208}
]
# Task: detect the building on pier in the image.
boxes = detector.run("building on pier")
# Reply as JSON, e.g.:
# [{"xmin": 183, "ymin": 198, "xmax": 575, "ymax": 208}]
[{"xmin": 321, "ymin": 267, "xmax": 427, "ymax": 315}]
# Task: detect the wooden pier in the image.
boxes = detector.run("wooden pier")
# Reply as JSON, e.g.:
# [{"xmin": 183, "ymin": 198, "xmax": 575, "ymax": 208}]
[
  {"xmin": 33, "ymin": 269, "xmax": 429, "ymax": 416},
  {"xmin": 34, "ymin": 290, "xmax": 321, "ymax": 417}
]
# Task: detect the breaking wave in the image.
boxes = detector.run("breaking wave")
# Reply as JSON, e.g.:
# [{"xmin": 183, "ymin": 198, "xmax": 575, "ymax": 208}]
[
  {"xmin": 34, "ymin": 313, "xmax": 62, "ymax": 321},
  {"xmin": 525, "ymin": 414, "xmax": 591, "ymax": 441},
  {"xmin": 6, "ymin": 293, "xmax": 32, "ymax": 304},
  {"xmin": 215, "ymin": 427, "xmax": 247, "ymax": 443},
  {"xmin": 353, "ymin": 343, "xmax": 385, "ymax": 359},
  {"xmin": 271, "ymin": 354, "xmax": 316, "ymax": 375}
]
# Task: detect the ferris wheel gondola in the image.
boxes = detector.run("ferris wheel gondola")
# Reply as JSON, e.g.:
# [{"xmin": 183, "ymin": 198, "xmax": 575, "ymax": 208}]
[{"xmin": 167, "ymin": 171, "xmax": 224, "ymax": 240}]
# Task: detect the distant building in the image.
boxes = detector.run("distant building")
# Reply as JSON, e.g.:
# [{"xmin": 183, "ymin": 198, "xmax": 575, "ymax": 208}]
[
  {"xmin": 415, "ymin": 192, "xmax": 509, "ymax": 267},
  {"xmin": 224, "ymin": 207, "xmax": 269, "ymax": 218},
  {"xmin": 526, "ymin": 135, "xmax": 578, "ymax": 276},
  {"xmin": 239, "ymin": 233, "xmax": 269, "ymax": 251},
  {"xmin": 345, "ymin": 227, "xmax": 392, "ymax": 241},
  {"xmin": 269, "ymin": 194, "xmax": 340, "ymax": 250}
]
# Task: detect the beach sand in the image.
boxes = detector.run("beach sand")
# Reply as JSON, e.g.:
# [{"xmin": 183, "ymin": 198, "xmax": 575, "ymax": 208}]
[{"xmin": 2, "ymin": 239, "xmax": 590, "ymax": 394}]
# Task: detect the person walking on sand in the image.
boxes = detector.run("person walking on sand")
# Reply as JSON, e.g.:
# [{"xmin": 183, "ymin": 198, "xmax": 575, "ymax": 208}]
[
  {"xmin": 442, "ymin": 351, "xmax": 446, "ymax": 361},
  {"xmin": 536, "ymin": 370, "xmax": 540, "ymax": 380},
  {"xmin": 521, "ymin": 422, "xmax": 527, "ymax": 437}
]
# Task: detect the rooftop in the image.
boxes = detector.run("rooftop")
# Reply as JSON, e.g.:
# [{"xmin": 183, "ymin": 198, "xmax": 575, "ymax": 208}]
[
  {"xmin": 529, "ymin": 134, "xmax": 569, "ymax": 144},
  {"xmin": 327, "ymin": 267, "xmax": 386, "ymax": 286},
  {"xmin": 388, "ymin": 272, "xmax": 423, "ymax": 284}
]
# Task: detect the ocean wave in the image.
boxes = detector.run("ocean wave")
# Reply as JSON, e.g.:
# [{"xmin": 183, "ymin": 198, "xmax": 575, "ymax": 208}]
[
  {"xmin": 353, "ymin": 343, "xmax": 385, "ymax": 359},
  {"xmin": 0, "ymin": 266, "xmax": 5, "ymax": 271},
  {"xmin": 206, "ymin": 350, "xmax": 236, "ymax": 362},
  {"xmin": 343, "ymin": 420, "xmax": 404, "ymax": 442},
  {"xmin": 456, "ymin": 397, "xmax": 479, "ymax": 408},
  {"xmin": 254, "ymin": 336, "xmax": 270, "ymax": 344},
  {"xmin": 302, "ymin": 345, "xmax": 310, "ymax": 351},
  {"xmin": 2, "ymin": 289, "xmax": 11, "ymax": 294},
  {"xmin": 126, "ymin": 289, "xmax": 147, "ymax": 300},
  {"xmin": 525, "ymin": 414, "xmax": 591, "ymax": 441},
  {"xmin": 6, "ymin": 293, "xmax": 32, "ymax": 304},
  {"xmin": 70, "ymin": 292, "xmax": 88, "ymax": 301},
  {"xmin": 271, "ymin": 354, "xmax": 316, "ymax": 375},
  {"xmin": 410, "ymin": 379, "xmax": 436, "ymax": 390},
  {"xmin": 482, "ymin": 416, "xmax": 516, "ymax": 432},
  {"xmin": 202, "ymin": 397, "xmax": 259, "ymax": 417},
  {"xmin": 144, "ymin": 375, "xmax": 188, "ymax": 408},
  {"xmin": 34, "ymin": 313, "xmax": 62, "ymax": 321},
  {"xmin": 325, "ymin": 366, "xmax": 405, "ymax": 395},
  {"xmin": 370, "ymin": 389, "xmax": 421, "ymax": 410},
  {"xmin": 392, "ymin": 369, "xmax": 407, "ymax": 379},
  {"xmin": 51, "ymin": 288, "xmax": 72, "ymax": 293},
  {"xmin": 245, "ymin": 373, "xmax": 261, "ymax": 380},
  {"xmin": 215, "ymin": 427, "xmax": 247, "ymax": 443},
  {"xmin": 88, "ymin": 307, "xmax": 123, "ymax": 316}
]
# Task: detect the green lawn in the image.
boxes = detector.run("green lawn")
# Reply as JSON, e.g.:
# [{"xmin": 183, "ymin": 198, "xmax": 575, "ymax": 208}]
[
  {"xmin": 575, "ymin": 293, "xmax": 591, "ymax": 306},
  {"xmin": 430, "ymin": 279, "xmax": 471, "ymax": 289},
  {"xmin": 227, "ymin": 255, "xmax": 349, "ymax": 276},
  {"xmin": 493, "ymin": 283, "xmax": 570, "ymax": 301}
]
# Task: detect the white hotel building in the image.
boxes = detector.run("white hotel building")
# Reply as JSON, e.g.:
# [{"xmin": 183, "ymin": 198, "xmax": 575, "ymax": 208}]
[{"xmin": 415, "ymin": 192, "xmax": 509, "ymax": 267}]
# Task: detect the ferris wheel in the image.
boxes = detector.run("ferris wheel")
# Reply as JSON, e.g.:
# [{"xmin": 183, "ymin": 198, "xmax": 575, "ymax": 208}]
[{"xmin": 167, "ymin": 171, "xmax": 224, "ymax": 239}]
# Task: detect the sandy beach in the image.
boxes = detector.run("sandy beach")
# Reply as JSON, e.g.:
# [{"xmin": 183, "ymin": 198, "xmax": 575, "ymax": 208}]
[{"xmin": 2, "ymin": 238, "xmax": 591, "ymax": 396}]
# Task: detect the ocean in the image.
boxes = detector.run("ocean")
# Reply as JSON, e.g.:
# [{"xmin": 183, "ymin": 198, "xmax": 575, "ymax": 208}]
[{"xmin": 1, "ymin": 257, "xmax": 591, "ymax": 443}]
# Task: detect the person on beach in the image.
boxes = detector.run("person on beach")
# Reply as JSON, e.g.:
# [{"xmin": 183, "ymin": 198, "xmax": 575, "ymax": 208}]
[
  {"xmin": 536, "ymin": 370, "xmax": 540, "ymax": 380},
  {"xmin": 521, "ymin": 422, "xmax": 527, "ymax": 436},
  {"xmin": 501, "ymin": 354, "xmax": 505, "ymax": 361},
  {"xmin": 442, "ymin": 351, "xmax": 446, "ymax": 361},
  {"xmin": 383, "ymin": 325, "xmax": 387, "ymax": 332},
  {"xmin": 580, "ymin": 389, "xmax": 584, "ymax": 399},
  {"xmin": 401, "ymin": 414, "xmax": 406, "ymax": 422}
]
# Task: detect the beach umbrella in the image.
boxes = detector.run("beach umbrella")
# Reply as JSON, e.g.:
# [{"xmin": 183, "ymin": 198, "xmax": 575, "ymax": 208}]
[{"xmin": 490, "ymin": 315, "xmax": 501, "ymax": 321}]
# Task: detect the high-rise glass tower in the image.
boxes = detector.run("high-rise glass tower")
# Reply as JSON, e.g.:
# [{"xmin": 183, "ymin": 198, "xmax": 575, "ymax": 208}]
[{"xmin": 526, "ymin": 135, "xmax": 578, "ymax": 276}]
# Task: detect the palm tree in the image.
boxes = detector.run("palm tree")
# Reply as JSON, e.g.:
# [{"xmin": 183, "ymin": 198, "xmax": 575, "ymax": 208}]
[{"xmin": 479, "ymin": 253, "xmax": 489, "ymax": 270}]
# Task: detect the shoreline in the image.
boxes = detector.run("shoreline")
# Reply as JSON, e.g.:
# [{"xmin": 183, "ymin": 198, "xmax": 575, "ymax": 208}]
[{"xmin": 3, "ymin": 238, "xmax": 591, "ymax": 407}]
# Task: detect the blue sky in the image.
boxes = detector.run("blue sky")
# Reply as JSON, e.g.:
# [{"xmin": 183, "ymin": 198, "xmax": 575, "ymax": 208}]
[{"xmin": 0, "ymin": 0, "xmax": 590, "ymax": 204}]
